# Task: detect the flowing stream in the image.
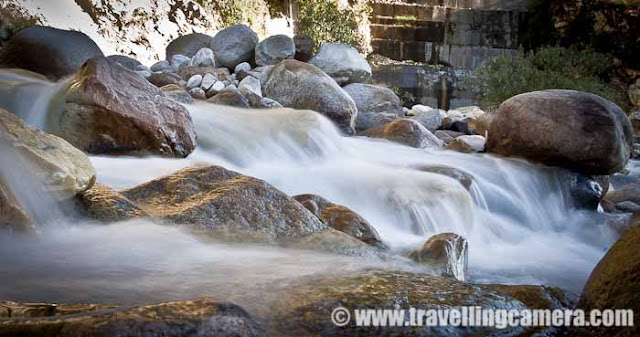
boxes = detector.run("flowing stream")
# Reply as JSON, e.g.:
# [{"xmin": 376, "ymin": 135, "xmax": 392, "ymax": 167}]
[{"xmin": 0, "ymin": 73, "xmax": 621, "ymax": 308}]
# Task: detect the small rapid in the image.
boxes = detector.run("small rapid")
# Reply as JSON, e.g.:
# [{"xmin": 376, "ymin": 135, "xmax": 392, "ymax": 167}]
[
  {"xmin": 91, "ymin": 103, "xmax": 619, "ymax": 291},
  {"xmin": 0, "ymin": 75, "xmax": 621, "ymax": 306}
]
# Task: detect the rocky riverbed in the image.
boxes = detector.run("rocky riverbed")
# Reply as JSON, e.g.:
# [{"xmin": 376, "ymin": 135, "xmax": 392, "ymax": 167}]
[{"xmin": 0, "ymin": 22, "xmax": 639, "ymax": 337}]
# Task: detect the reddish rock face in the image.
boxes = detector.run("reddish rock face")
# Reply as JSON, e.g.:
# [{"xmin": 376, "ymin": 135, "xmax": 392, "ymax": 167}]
[
  {"xmin": 486, "ymin": 90, "xmax": 633, "ymax": 175},
  {"xmin": 51, "ymin": 57, "xmax": 197, "ymax": 157}
]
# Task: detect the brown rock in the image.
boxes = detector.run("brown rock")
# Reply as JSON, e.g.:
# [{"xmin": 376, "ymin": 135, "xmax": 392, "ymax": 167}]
[
  {"xmin": 0, "ymin": 183, "xmax": 32, "ymax": 233},
  {"xmin": 360, "ymin": 119, "xmax": 443, "ymax": 149},
  {"xmin": 121, "ymin": 166, "xmax": 326, "ymax": 244},
  {"xmin": 78, "ymin": 183, "xmax": 148, "ymax": 222},
  {"xmin": 578, "ymin": 226, "xmax": 640, "ymax": 337},
  {"xmin": 485, "ymin": 285, "xmax": 577, "ymax": 310},
  {"xmin": 286, "ymin": 228, "xmax": 377, "ymax": 256},
  {"xmin": 0, "ymin": 298, "xmax": 265, "ymax": 337},
  {"xmin": 293, "ymin": 194, "xmax": 383, "ymax": 246},
  {"xmin": 486, "ymin": 90, "xmax": 633, "ymax": 175},
  {"xmin": 408, "ymin": 233, "xmax": 468, "ymax": 281},
  {"xmin": 160, "ymin": 84, "xmax": 195, "ymax": 104},
  {"xmin": 147, "ymin": 72, "xmax": 179, "ymax": 87},
  {"xmin": 50, "ymin": 57, "xmax": 197, "ymax": 157}
]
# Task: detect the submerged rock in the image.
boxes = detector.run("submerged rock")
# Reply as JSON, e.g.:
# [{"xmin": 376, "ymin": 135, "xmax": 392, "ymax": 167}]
[
  {"xmin": 360, "ymin": 119, "xmax": 443, "ymax": 149},
  {"xmin": 0, "ymin": 298, "xmax": 266, "ymax": 337},
  {"xmin": 286, "ymin": 228, "xmax": 377, "ymax": 256},
  {"xmin": 0, "ymin": 26, "xmax": 103, "ymax": 80},
  {"xmin": 308, "ymin": 43, "xmax": 372, "ymax": 85},
  {"xmin": 120, "ymin": 166, "xmax": 326, "ymax": 244},
  {"xmin": 408, "ymin": 233, "xmax": 468, "ymax": 281},
  {"xmin": 486, "ymin": 90, "xmax": 633, "ymax": 175},
  {"xmin": 415, "ymin": 165, "xmax": 474, "ymax": 190},
  {"xmin": 211, "ymin": 24, "xmax": 258, "ymax": 70},
  {"xmin": 263, "ymin": 59, "xmax": 357, "ymax": 135},
  {"xmin": 293, "ymin": 194, "xmax": 383, "ymax": 246},
  {"xmin": 51, "ymin": 57, "xmax": 197, "ymax": 157}
]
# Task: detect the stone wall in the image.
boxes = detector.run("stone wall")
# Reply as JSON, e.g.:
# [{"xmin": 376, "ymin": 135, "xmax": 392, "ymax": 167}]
[{"xmin": 370, "ymin": 0, "xmax": 528, "ymax": 68}]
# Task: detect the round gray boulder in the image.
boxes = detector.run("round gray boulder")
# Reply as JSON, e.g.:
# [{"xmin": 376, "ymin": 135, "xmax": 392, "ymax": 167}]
[
  {"xmin": 308, "ymin": 43, "xmax": 371, "ymax": 85},
  {"xmin": 343, "ymin": 83, "xmax": 404, "ymax": 131},
  {"xmin": 166, "ymin": 33, "xmax": 213, "ymax": 59},
  {"xmin": 255, "ymin": 35, "xmax": 295, "ymax": 66},
  {"xmin": 0, "ymin": 26, "xmax": 103, "ymax": 80},
  {"xmin": 211, "ymin": 24, "xmax": 258, "ymax": 70}
]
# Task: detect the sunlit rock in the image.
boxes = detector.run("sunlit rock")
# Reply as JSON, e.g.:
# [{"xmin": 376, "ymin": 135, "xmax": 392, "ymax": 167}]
[
  {"xmin": 360, "ymin": 119, "xmax": 443, "ymax": 149},
  {"xmin": 486, "ymin": 90, "xmax": 633, "ymax": 175},
  {"xmin": 78, "ymin": 183, "xmax": 148, "ymax": 223},
  {"xmin": 308, "ymin": 43, "xmax": 372, "ymax": 85},
  {"xmin": 0, "ymin": 298, "xmax": 265, "ymax": 336},
  {"xmin": 293, "ymin": 194, "xmax": 384, "ymax": 246},
  {"xmin": 120, "ymin": 166, "xmax": 326, "ymax": 244},
  {"xmin": 408, "ymin": 233, "xmax": 468, "ymax": 281},
  {"xmin": 50, "ymin": 57, "xmax": 197, "ymax": 157}
]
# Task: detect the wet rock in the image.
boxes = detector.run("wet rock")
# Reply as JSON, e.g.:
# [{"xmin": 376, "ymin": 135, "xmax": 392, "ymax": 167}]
[
  {"xmin": 0, "ymin": 108, "xmax": 96, "ymax": 199},
  {"xmin": 106, "ymin": 55, "xmax": 142, "ymax": 71},
  {"xmin": 293, "ymin": 194, "xmax": 383, "ymax": 246},
  {"xmin": 0, "ymin": 26, "xmax": 103, "ymax": 80},
  {"xmin": 51, "ymin": 57, "xmax": 196, "ymax": 157},
  {"xmin": 147, "ymin": 72, "xmax": 179, "ymax": 87},
  {"xmin": 360, "ymin": 119, "xmax": 443, "ymax": 149},
  {"xmin": 78, "ymin": 183, "xmax": 148, "ymax": 222},
  {"xmin": 259, "ymin": 270, "xmax": 558, "ymax": 337},
  {"xmin": 286, "ymin": 228, "xmax": 377, "ymax": 256},
  {"xmin": 486, "ymin": 90, "xmax": 633, "ymax": 175},
  {"xmin": 564, "ymin": 172, "xmax": 606, "ymax": 210},
  {"xmin": 293, "ymin": 34, "xmax": 313, "ymax": 62},
  {"xmin": 408, "ymin": 233, "xmax": 468, "ymax": 281},
  {"xmin": 342, "ymin": 83, "xmax": 403, "ymax": 132},
  {"xmin": 166, "ymin": 32, "xmax": 214, "ymax": 59},
  {"xmin": 485, "ymin": 285, "xmax": 578, "ymax": 310},
  {"xmin": 409, "ymin": 105, "xmax": 442, "ymax": 133},
  {"xmin": 189, "ymin": 47, "xmax": 215, "ymax": 68},
  {"xmin": 263, "ymin": 59, "xmax": 357, "ymax": 135},
  {"xmin": 446, "ymin": 135, "xmax": 486, "ymax": 153},
  {"xmin": 211, "ymin": 24, "xmax": 258, "ymax": 70},
  {"xmin": 309, "ymin": 43, "xmax": 372, "ymax": 85},
  {"xmin": 208, "ymin": 87, "xmax": 250, "ymax": 108},
  {"xmin": 0, "ymin": 298, "xmax": 266, "ymax": 337},
  {"xmin": 0, "ymin": 183, "xmax": 33, "ymax": 233},
  {"xmin": 416, "ymin": 165, "xmax": 474, "ymax": 190},
  {"xmin": 121, "ymin": 166, "xmax": 326, "ymax": 244},
  {"xmin": 160, "ymin": 84, "xmax": 194, "ymax": 104},
  {"xmin": 255, "ymin": 35, "xmax": 295, "ymax": 66},
  {"xmin": 578, "ymin": 226, "xmax": 640, "ymax": 337}
]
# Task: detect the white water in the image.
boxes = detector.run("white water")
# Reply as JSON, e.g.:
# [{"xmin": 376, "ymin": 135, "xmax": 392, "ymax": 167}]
[
  {"xmin": 0, "ymin": 81, "xmax": 621, "ymax": 306},
  {"xmin": 90, "ymin": 103, "xmax": 619, "ymax": 292}
]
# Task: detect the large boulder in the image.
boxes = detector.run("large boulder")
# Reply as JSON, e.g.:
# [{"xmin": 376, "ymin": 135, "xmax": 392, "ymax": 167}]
[
  {"xmin": 578, "ymin": 226, "xmax": 640, "ymax": 337},
  {"xmin": 360, "ymin": 119, "xmax": 443, "ymax": 149},
  {"xmin": 308, "ymin": 43, "xmax": 372, "ymax": 85},
  {"xmin": 0, "ymin": 108, "xmax": 96, "ymax": 199},
  {"xmin": 106, "ymin": 55, "xmax": 142, "ymax": 71},
  {"xmin": 293, "ymin": 194, "xmax": 383, "ymax": 246},
  {"xmin": 166, "ymin": 32, "xmax": 214, "ymax": 59},
  {"xmin": 211, "ymin": 24, "xmax": 258, "ymax": 70},
  {"xmin": 343, "ymin": 83, "xmax": 404, "ymax": 131},
  {"xmin": 49, "ymin": 57, "xmax": 197, "ymax": 157},
  {"xmin": 263, "ymin": 59, "xmax": 357, "ymax": 135},
  {"xmin": 257, "ymin": 270, "xmax": 571, "ymax": 337},
  {"xmin": 0, "ymin": 298, "xmax": 266, "ymax": 337},
  {"xmin": 255, "ymin": 35, "xmax": 295, "ymax": 66},
  {"xmin": 486, "ymin": 90, "xmax": 633, "ymax": 175},
  {"xmin": 120, "ymin": 166, "xmax": 326, "ymax": 244},
  {"xmin": 0, "ymin": 26, "xmax": 103, "ymax": 80}
]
